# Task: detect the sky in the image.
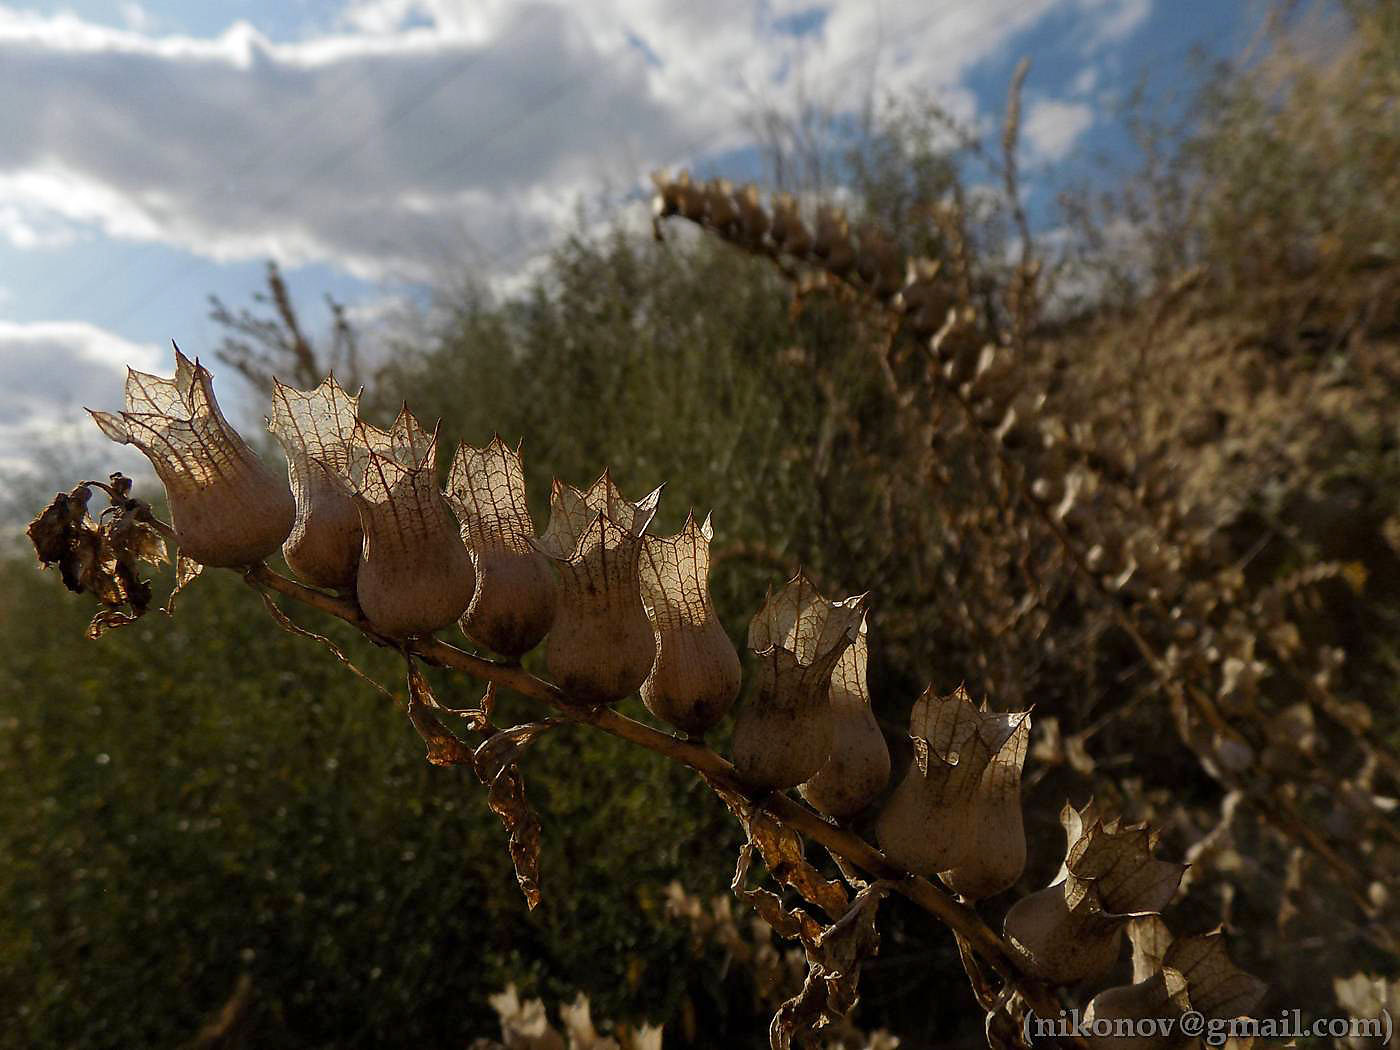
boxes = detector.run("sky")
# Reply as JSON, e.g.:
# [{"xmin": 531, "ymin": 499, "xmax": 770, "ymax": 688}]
[{"xmin": 0, "ymin": 0, "xmax": 1257, "ymax": 488}]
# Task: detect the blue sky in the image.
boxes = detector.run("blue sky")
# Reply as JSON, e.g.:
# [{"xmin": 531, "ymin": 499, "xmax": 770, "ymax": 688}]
[{"xmin": 0, "ymin": 0, "xmax": 1259, "ymax": 482}]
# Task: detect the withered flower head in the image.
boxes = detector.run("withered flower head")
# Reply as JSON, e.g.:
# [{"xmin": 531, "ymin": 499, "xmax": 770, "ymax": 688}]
[
  {"xmin": 328, "ymin": 407, "xmax": 475, "ymax": 640},
  {"xmin": 1003, "ymin": 800, "xmax": 1187, "ymax": 984},
  {"xmin": 731, "ymin": 572, "xmax": 865, "ymax": 790},
  {"xmin": 89, "ymin": 347, "xmax": 294, "ymax": 568},
  {"xmin": 638, "ymin": 512, "xmax": 741, "ymax": 736},
  {"xmin": 533, "ymin": 470, "xmax": 661, "ymax": 703},
  {"xmin": 445, "ymin": 436, "xmax": 556, "ymax": 659},
  {"xmin": 798, "ymin": 613, "xmax": 891, "ymax": 819},
  {"xmin": 876, "ymin": 686, "xmax": 1029, "ymax": 882},
  {"xmin": 267, "ymin": 375, "xmax": 363, "ymax": 589}
]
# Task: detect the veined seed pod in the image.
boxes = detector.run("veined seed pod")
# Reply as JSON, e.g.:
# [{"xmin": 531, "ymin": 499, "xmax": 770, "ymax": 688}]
[
  {"xmin": 876, "ymin": 687, "xmax": 1028, "ymax": 877},
  {"xmin": 731, "ymin": 573, "xmax": 865, "ymax": 790},
  {"xmin": 938, "ymin": 707, "xmax": 1031, "ymax": 900},
  {"xmin": 799, "ymin": 613, "xmax": 891, "ymax": 819},
  {"xmin": 1082, "ymin": 969, "xmax": 1191, "ymax": 1050},
  {"xmin": 335, "ymin": 409, "xmax": 475, "ymax": 639},
  {"xmin": 89, "ymin": 347, "xmax": 294, "ymax": 568},
  {"xmin": 1003, "ymin": 801, "xmax": 1187, "ymax": 985},
  {"xmin": 1125, "ymin": 917, "xmax": 1267, "ymax": 1028},
  {"xmin": 445, "ymin": 437, "xmax": 556, "ymax": 659},
  {"xmin": 534, "ymin": 471, "xmax": 660, "ymax": 703},
  {"xmin": 267, "ymin": 376, "xmax": 363, "ymax": 589},
  {"xmin": 638, "ymin": 513, "xmax": 741, "ymax": 735},
  {"xmin": 771, "ymin": 193, "xmax": 812, "ymax": 257}
]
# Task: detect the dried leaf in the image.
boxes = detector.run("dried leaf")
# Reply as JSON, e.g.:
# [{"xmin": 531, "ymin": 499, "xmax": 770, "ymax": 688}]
[
  {"xmin": 473, "ymin": 720, "xmax": 563, "ymax": 784},
  {"xmin": 405, "ymin": 662, "xmax": 475, "ymax": 767},
  {"xmin": 769, "ymin": 883, "xmax": 888, "ymax": 1050},
  {"xmin": 708, "ymin": 777, "xmax": 849, "ymax": 922},
  {"xmin": 164, "ymin": 554, "xmax": 203, "ymax": 615},
  {"xmin": 486, "ymin": 764, "xmax": 544, "ymax": 910}
]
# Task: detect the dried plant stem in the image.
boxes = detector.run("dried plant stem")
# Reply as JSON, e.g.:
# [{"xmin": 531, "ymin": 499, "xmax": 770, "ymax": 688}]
[
  {"xmin": 682, "ymin": 216, "xmax": 1380, "ymax": 912},
  {"xmin": 243, "ymin": 563, "xmax": 1080, "ymax": 1044}
]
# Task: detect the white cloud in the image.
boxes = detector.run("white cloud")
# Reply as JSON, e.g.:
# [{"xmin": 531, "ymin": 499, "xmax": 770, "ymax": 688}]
[
  {"xmin": 1074, "ymin": 0, "xmax": 1152, "ymax": 49},
  {"xmin": 1021, "ymin": 98, "xmax": 1095, "ymax": 163},
  {"xmin": 0, "ymin": 320, "xmax": 166, "ymax": 478},
  {"xmin": 0, "ymin": 0, "xmax": 1141, "ymax": 292}
]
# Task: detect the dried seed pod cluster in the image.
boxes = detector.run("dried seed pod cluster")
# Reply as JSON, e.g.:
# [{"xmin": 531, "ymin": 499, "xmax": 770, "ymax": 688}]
[
  {"xmin": 533, "ymin": 472, "xmax": 662, "ymax": 703},
  {"xmin": 90, "ymin": 348, "xmax": 295, "ymax": 568},
  {"xmin": 638, "ymin": 513, "xmax": 741, "ymax": 736},
  {"xmin": 446, "ymin": 438, "xmax": 557, "ymax": 659},
  {"xmin": 267, "ymin": 376, "xmax": 363, "ymax": 589},
  {"xmin": 661, "ymin": 171, "xmax": 1400, "ymax": 948},
  {"xmin": 731, "ymin": 573, "xmax": 865, "ymax": 790}
]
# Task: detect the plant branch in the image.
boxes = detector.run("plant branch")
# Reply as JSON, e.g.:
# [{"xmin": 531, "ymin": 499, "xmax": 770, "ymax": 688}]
[{"xmin": 242, "ymin": 562, "xmax": 1079, "ymax": 1044}]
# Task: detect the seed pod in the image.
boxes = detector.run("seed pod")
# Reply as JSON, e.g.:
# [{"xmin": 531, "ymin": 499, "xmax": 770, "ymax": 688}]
[
  {"xmin": 267, "ymin": 376, "xmax": 363, "ymax": 588},
  {"xmin": 735, "ymin": 184, "xmax": 769, "ymax": 246},
  {"xmin": 1126, "ymin": 917, "xmax": 1267, "ymax": 1027},
  {"xmin": 813, "ymin": 204, "xmax": 855, "ymax": 274},
  {"xmin": 876, "ymin": 687, "xmax": 1028, "ymax": 877},
  {"xmin": 445, "ymin": 437, "xmax": 556, "ymax": 659},
  {"xmin": 855, "ymin": 223, "xmax": 904, "ymax": 297},
  {"xmin": 799, "ymin": 613, "xmax": 891, "ymax": 818},
  {"xmin": 338, "ymin": 409, "xmax": 475, "ymax": 639},
  {"xmin": 938, "ymin": 708, "xmax": 1031, "ymax": 899},
  {"xmin": 637, "ymin": 512, "xmax": 741, "ymax": 735},
  {"xmin": 771, "ymin": 193, "xmax": 812, "ymax": 257},
  {"xmin": 1003, "ymin": 801, "xmax": 1187, "ymax": 985},
  {"xmin": 704, "ymin": 177, "xmax": 739, "ymax": 233},
  {"xmin": 534, "ymin": 471, "xmax": 660, "ymax": 703},
  {"xmin": 89, "ymin": 347, "xmax": 294, "ymax": 568},
  {"xmin": 731, "ymin": 573, "xmax": 864, "ymax": 790},
  {"xmin": 1082, "ymin": 969, "xmax": 1191, "ymax": 1050}
]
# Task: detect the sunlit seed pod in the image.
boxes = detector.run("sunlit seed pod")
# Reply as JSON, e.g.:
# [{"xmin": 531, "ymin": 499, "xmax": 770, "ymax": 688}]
[
  {"xmin": 876, "ymin": 687, "xmax": 1028, "ymax": 877},
  {"xmin": 445, "ymin": 437, "xmax": 556, "ymax": 659},
  {"xmin": 638, "ymin": 512, "xmax": 741, "ymax": 736},
  {"xmin": 731, "ymin": 573, "xmax": 864, "ymax": 790},
  {"xmin": 673, "ymin": 169, "xmax": 707, "ymax": 222},
  {"xmin": 650, "ymin": 170, "xmax": 681, "ymax": 219},
  {"xmin": 735, "ymin": 183, "xmax": 770, "ymax": 246},
  {"xmin": 704, "ymin": 177, "xmax": 739, "ymax": 233},
  {"xmin": 938, "ymin": 708, "xmax": 1031, "ymax": 900},
  {"xmin": 90, "ymin": 347, "xmax": 294, "ymax": 568},
  {"xmin": 798, "ymin": 613, "xmax": 891, "ymax": 819},
  {"xmin": 267, "ymin": 376, "xmax": 363, "ymax": 589},
  {"xmin": 770, "ymin": 193, "xmax": 813, "ymax": 257},
  {"xmin": 534, "ymin": 471, "xmax": 660, "ymax": 703},
  {"xmin": 338, "ymin": 409, "xmax": 476, "ymax": 639},
  {"xmin": 1003, "ymin": 801, "xmax": 1186, "ymax": 985}
]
